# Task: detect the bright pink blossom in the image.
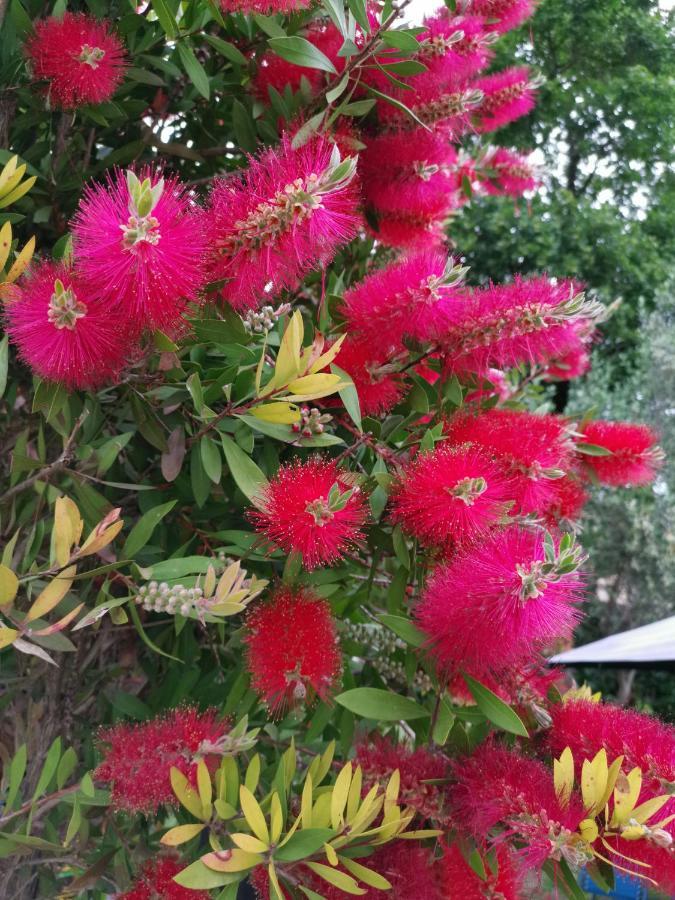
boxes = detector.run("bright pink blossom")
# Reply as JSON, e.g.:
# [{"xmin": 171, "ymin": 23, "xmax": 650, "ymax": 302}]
[
  {"xmin": 73, "ymin": 168, "xmax": 206, "ymax": 334},
  {"xmin": 450, "ymin": 742, "xmax": 586, "ymax": 870},
  {"xmin": 444, "ymin": 409, "xmax": 574, "ymax": 516},
  {"xmin": 244, "ymin": 586, "xmax": 341, "ymax": 714},
  {"xmin": 333, "ymin": 336, "xmax": 407, "ymax": 416},
  {"xmin": 378, "ymin": 73, "xmax": 479, "ymax": 135},
  {"xmin": 389, "ymin": 442, "xmax": 514, "ymax": 549},
  {"xmin": 356, "ymin": 735, "xmax": 451, "ymax": 822},
  {"xmin": 420, "ymin": 13, "xmax": 494, "ymax": 80},
  {"xmin": 4, "ymin": 261, "xmax": 129, "ymax": 390},
  {"xmin": 368, "ymin": 203, "xmax": 454, "ymax": 251},
  {"xmin": 475, "ymin": 67, "xmax": 537, "ymax": 132},
  {"xmin": 576, "ymin": 420, "xmax": 663, "ymax": 486},
  {"xmin": 119, "ymin": 856, "xmax": 210, "ymax": 900},
  {"xmin": 439, "ymin": 276, "xmax": 595, "ymax": 376},
  {"xmin": 25, "ymin": 13, "xmax": 126, "ymax": 109},
  {"xmin": 464, "ymin": 0, "xmax": 535, "ymax": 33},
  {"xmin": 249, "ymin": 457, "xmax": 368, "ymax": 569},
  {"xmin": 221, "ymin": 0, "xmax": 309, "ymax": 13},
  {"xmin": 543, "ymin": 474, "xmax": 588, "ymax": 527},
  {"xmin": 416, "ymin": 526, "xmax": 585, "ymax": 677},
  {"xmin": 543, "ymin": 342, "xmax": 591, "ymax": 380},
  {"xmin": 205, "ymin": 137, "xmax": 360, "ymax": 311},
  {"xmin": 340, "ymin": 251, "xmax": 462, "ymax": 345},
  {"xmin": 439, "ymin": 844, "xmax": 522, "ymax": 899},
  {"xmin": 95, "ymin": 708, "xmax": 229, "ymax": 813},
  {"xmin": 480, "ymin": 147, "xmax": 538, "ymax": 196}
]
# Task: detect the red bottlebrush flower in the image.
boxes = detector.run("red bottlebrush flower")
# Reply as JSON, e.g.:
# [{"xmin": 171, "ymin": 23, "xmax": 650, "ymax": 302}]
[
  {"xmin": 205, "ymin": 137, "xmax": 360, "ymax": 311},
  {"xmin": 249, "ymin": 457, "xmax": 367, "ymax": 569},
  {"xmin": 356, "ymin": 735, "xmax": 451, "ymax": 823},
  {"xmin": 340, "ymin": 251, "xmax": 463, "ymax": 345},
  {"xmin": 450, "ymin": 742, "xmax": 585, "ymax": 870},
  {"xmin": 420, "ymin": 13, "xmax": 494, "ymax": 81},
  {"xmin": 4, "ymin": 261, "xmax": 130, "ymax": 391},
  {"xmin": 576, "ymin": 420, "xmax": 663, "ymax": 486},
  {"xmin": 389, "ymin": 442, "xmax": 514, "ymax": 549},
  {"xmin": 548, "ymin": 700, "xmax": 675, "ymax": 793},
  {"xmin": 333, "ymin": 336, "xmax": 407, "ymax": 416},
  {"xmin": 474, "ymin": 67, "xmax": 537, "ymax": 132},
  {"xmin": 543, "ymin": 474, "xmax": 589, "ymax": 527},
  {"xmin": 603, "ymin": 831, "xmax": 675, "ymax": 897},
  {"xmin": 73, "ymin": 168, "xmax": 206, "ymax": 334},
  {"xmin": 439, "ymin": 276, "xmax": 597, "ymax": 377},
  {"xmin": 444, "ymin": 409, "xmax": 574, "ymax": 516},
  {"xmin": 543, "ymin": 342, "xmax": 591, "ymax": 381},
  {"xmin": 416, "ymin": 526, "xmax": 585, "ymax": 677},
  {"xmin": 378, "ymin": 74, "xmax": 481, "ymax": 135},
  {"xmin": 221, "ymin": 0, "xmax": 309, "ymax": 13},
  {"xmin": 119, "ymin": 855, "xmax": 210, "ymax": 900},
  {"xmin": 480, "ymin": 147, "xmax": 538, "ymax": 197},
  {"xmin": 244, "ymin": 586, "xmax": 341, "ymax": 714},
  {"xmin": 465, "ymin": 0, "xmax": 535, "ymax": 34},
  {"xmin": 25, "ymin": 13, "xmax": 126, "ymax": 109},
  {"xmin": 439, "ymin": 844, "xmax": 522, "ymax": 900},
  {"xmin": 360, "ymin": 130, "xmax": 459, "ymax": 220},
  {"xmin": 95, "ymin": 707, "xmax": 229, "ymax": 813},
  {"xmin": 368, "ymin": 203, "xmax": 454, "ymax": 252}
]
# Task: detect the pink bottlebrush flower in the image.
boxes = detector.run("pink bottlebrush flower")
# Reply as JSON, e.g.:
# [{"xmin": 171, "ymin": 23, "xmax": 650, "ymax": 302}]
[
  {"xmin": 543, "ymin": 342, "xmax": 591, "ymax": 381},
  {"xmin": 73, "ymin": 168, "xmax": 206, "ymax": 334},
  {"xmin": 439, "ymin": 844, "xmax": 522, "ymax": 900},
  {"xmin": 444, "ymin": 409, "xmax": 575, "ymax": 516},
  {"xmin": 356, "ymin": 735, "xmax": 451, "ymax": 823},
  {"xmin": 464, "ymin": 0, "xmax": 535, "ymax": 34},
  {"xmin": 416, "ymin": 525, "xmax": 585, "ymax": 677},
  {"xmin": 576, "ymin": 420, "xmax": 663, "ymax": 486},
  {"xmin": 333, "ymin": 336, "xmax": 407, "ymax": 416},
  {"xmin": 95, "ymin": 707, "xmax": 229, "ymax": 813},
  {"xmin": 548, "ymin": 700, "xmax": 675, "ymax": 793},
  {"xmin": 340, "ymin": 251, "xmax": 463, "ymax": 345},
  {"xmin": 378, "ymin": 73, "xmax": 482, "ymax": 135},
  {"xmin": 249, "ymin": 457, "xmax": 368, "ymax": 569},
  {"xmin": 420, "ymin": 13, "xmax": 495, "ymax": 81},
  {"xmin": 221, "ymin": 0, "xmax": 309, "ymax": 13},
  {"xmin": 389, "ymin": 442, "xmax": 514, "ymax": 549},
  {"xmin": 360, "ymin": 129, "xmax": 459, "ymax": 220},
  {"xmin": 25, "ymin": 13, "xmax": 126, "ymax": 109},
  {"xmin": 450, "ymin": 742, "xmax": 586, "ymax": 871},
  {"xmin": 543, "ymin": 474, "xmax": 589, "ymax": 527},
  {"xmin": 480, "ymin": 147, "xmax": 538, "ymax": 196},
  {"xmin": 206, "ymin": 137, "xmax": 360, "ymax": 311},
  {"xmin": 252, "ymin": 23, "xmax": 343, "ymax": 100},
  {"xmin": 244, "ymin": 586, "xmax": 341, "ymax": 714},
  {"xmin": 4, "ymin": 261, "xmax": 130, "ymax": 391},
  {"xmin": 119, "ymin": 855, "xmax": 210, "ymax": 900},
  {"xmin": 474, "ymin": 67, "xmax": 537, "ymax": 132},
  {"xmin": 602, "ymin": 831, "xmax": 675, "ymax": 897},
  {"xmin": 439, "ymin": 276, "xmax": 598, "ymax": 377}
]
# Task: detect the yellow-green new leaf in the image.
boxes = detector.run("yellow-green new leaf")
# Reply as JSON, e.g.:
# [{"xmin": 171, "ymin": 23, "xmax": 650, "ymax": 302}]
[
  {"xmin": 0, "ymin": 564, "xmax": 19, "ymax": 606},
  {"xmin": 330, "ymin": 762, "xmax": 352, "ymax": 829},
  {"xmin": 309, "ymin": 333, "xmax": 347, "ymax": 374},
  {"xmin": 612, "ymin": 768, "xmax": 643, "ymax": 827},
  {"xmin": 197, "ymin": 760, "xmax": 213, "ymax": 815},
  {"xmin": 554, "ymin": 747, "xmax": 575, "ymax": 808},
  {"xmin": 270, "ymin": 792, "xmax": 284, "ymax": 844},
  {"xmin": 287, "ymin": 374, "xmax": 343, "ymax": 398},
  {"xmin": 265, "ymin": 310, "xmax": 303, "ymax": 392},
  {"xmin": 250, "ymin": 402, "xmax": 301, "ymax": 424},
  {"xmin": 26, "ymin": 565, "xmax": 76, "ymax": 623},
  {"xmin": 340, "ymin": 857, "xmax": 392, "ymax": 890},
  {"xmin": 201, "ymin": 849, "xmax": 263, "ymax": 872},
  {"xmin": 0, "ymin": 221, "xmax": 12, "ymax": 271},
  {"xmin": 630, "ymin": 794, "xmax": 671, "ymax": 826},
  {"xmin": 240, "ymin": 785, "xmax": 270, "ymax": 844},
  {"xmin": 161, "ymin": 823, "xmax": 206, "ymax": 846},
  {"xmin": 305, "ymin": 862, "xmax": 366, "ymax": 895},
  {"xmin": 231, "ymin": 833, "xmax": 270, "ymax": 854},
  {"xmin": 0, "ymin": 626, "xmax": 19, "ymax": 648},
  {"xmin": 54, "ymin": 496, "xmax": 83, "ymax": 566},
  {"xmin": 6, "ymin": 236, "xmax": 36, "ymax": 283},
  {"xmin": 171, "ymin": 766, "xmax": 206, "ymax": 820},
  {"xmin": 581, "ymin": 749, "xmax": 609, "ymax": 816}
]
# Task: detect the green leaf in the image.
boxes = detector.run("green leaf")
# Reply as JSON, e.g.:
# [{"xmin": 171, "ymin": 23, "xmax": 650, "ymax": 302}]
[
  {"xmin": 64, "ymin": 795, "xmax": 82, "ymax": 846},
  {"xmin": 463, "ymin": 674, "xmax": 529, "ymax": 737},
  {"xmin": 347, "ymin": 0, "xmax": 370, "ymax": 33},
  {"xmin": 232, "ymin": 99, "xmax": 258, "ymax": 154},
  {"xmin": 274, "ymin": 828, "xmax": 335, "ymax": 862},
  {"xmin": 378, "ymin": 614, "xmax": 425, "ymax": 647},
  {"xmin": 391, "ymin": 524, "xmax": 410, "ymax": 569},
  {"xmin": 177, "ymin": 42, "xmax": 210, "ymax": 100},
  {"xmin": 32, "ymin": 738, "xmax": 62, "ymax": 799},
  {"xmin": 380, "ymin": 29, "xmax": 421, "ymax": 52},
  {"xmin": 5, "ymin": 744, "xmax": 27, "ymax": 810},
  {"xmin": 321, "ymin": 0, "xmax": 348, "ymax": 37},
  {"xmin": 151, "ymin": 0, "xmax": 177, "ymax": 38},
  {"xmin": 201, "ymin": 437, "xmax": 223, "ymax": 484},
  {"xmin": 268, "ymin": 36, "xmax": 338, "ymax": 74},
  {"xmin": 221, "ymin": 435, "xmax": 268, "ymax": 502},
  {"xmin": 0, "ymin": 335, "xmax": 8, "ymax": 399},
  {"xmin": 121, "ymin": 500, "xmax": 177, "ymax": 559},
  {"xmin": 56, "ymin": 747, "xmax": 77, "ymax": 789},
  {"xmin": 575, "ymin": 442, "xmax": 612, "ymax": 456},
  {"xmin": 543, "ymin": 859, "xmax": 587, "ymax": 900},
  {"xmin": 204, "ymin": 34, "xmax": 248, "ymax": 66},
  {"xmin": 173, "ymin": 860, "xmax": 242, "ymax": 890},
  {"xmin": 335, "ymin": 688, "xmax": 429, "ymax": 721},
  {"xmin": 331, "ymin": 364, "xmax": 361, "ymax": 431},
  {"xmin": 365, "ymin": 84, "xmax": 430, "ymax": 130},
  {"xmin": 9, "ymin": 0, "xmax": 32, "ymax": 36},
  {"xmin": 380, "ymin": 60, "xmax": 428, "ymax": 76}
]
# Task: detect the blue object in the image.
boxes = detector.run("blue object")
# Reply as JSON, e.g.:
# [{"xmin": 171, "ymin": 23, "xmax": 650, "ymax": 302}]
[{"xmin": 578, "ymin": 868, "xmax": 649, "ymax": 899}]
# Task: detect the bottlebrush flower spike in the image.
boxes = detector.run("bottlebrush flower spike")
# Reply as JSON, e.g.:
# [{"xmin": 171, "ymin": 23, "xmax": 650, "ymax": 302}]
[
  {"xmin": 119, "ymin": 855, "xmax": 210, "ymax": 900},
  {"xmin": 378, "ymin": 74, "xmax": 483, "ymax": 134},
  {"xmin": 356, "ymin": 735, "xmax": 450, "ymax": 822},
  {"xmin": 462, "ymin": 0, "xmax": 536, "ymax": 34},
  {"xmin": 25, "ymin": 13, "xmax": 126, "ymax": 109},
  {"xmin": 439, "ymin": 276, "xmax": 603, "ymax": 376},
  {"xmin": 474, "ymin": 66, "xmax": 538, "ymax": 132},
  {"xmin": 205, "ymin": 137, "xmax": 360, "ymax": 311},
  {"xmin": 543, "ymin": 340, "xmax": 592, "ymax": 381},
  {"xmin": 4, "ymin": 261, "xmax": 130, "ymax": 391},
  {"xmin": 416, "ymin": 526, "xmax": 585, "ymax": 677},
  {"xmin": 420, "ymin": 13, "xmax": 495, "ymax": 80},
  {"xmin": 244, "ymin": 586, "xmax": 341, "ymax": 714},
  {"xmin": 439, "ymin": 844, "xmax": 522, "ymax": 899},
  {"xmin": 340, "ymin": 251, "xmax": 466, "ymax": 345},
  {"xmin": 480, "ymin": 146, "xmax": 538, "ymax": 196},
  {"xmin": 389, "ymin": 442, "xmax": 514, "ymax": 549},
  {"xmin": 444, "ymin": 409, "xmax": 575, "ymax": 516},
  {"xmin": 368, "ymin": 201, "xmax": 456, "ymax": 251},
  {"xmin": 249, "ymin": 457, "xmax": 367, "ymax": 569},
  {"xmin": 543, "ymin": 474, "xmax": 589, "ymax": 527},
  {"xmin": 95, "ymin": 707, "xmax": 230, "ymax": 813},
  {"xmin": 73, "ymin": 168, "xmax": 206, "ymax": 333},
  {"xmin": 576, "ymin": 420, "xmax": 663, "ymax": 486},
  {"xmin": 333, "ymin": 336, "xmax": 407, "ymax": 416}
]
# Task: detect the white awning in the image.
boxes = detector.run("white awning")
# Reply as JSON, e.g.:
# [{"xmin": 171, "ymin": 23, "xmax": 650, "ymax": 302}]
[{"xmin": 549, "ymin": 615, "xmax": 675, "ymax": 666}]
